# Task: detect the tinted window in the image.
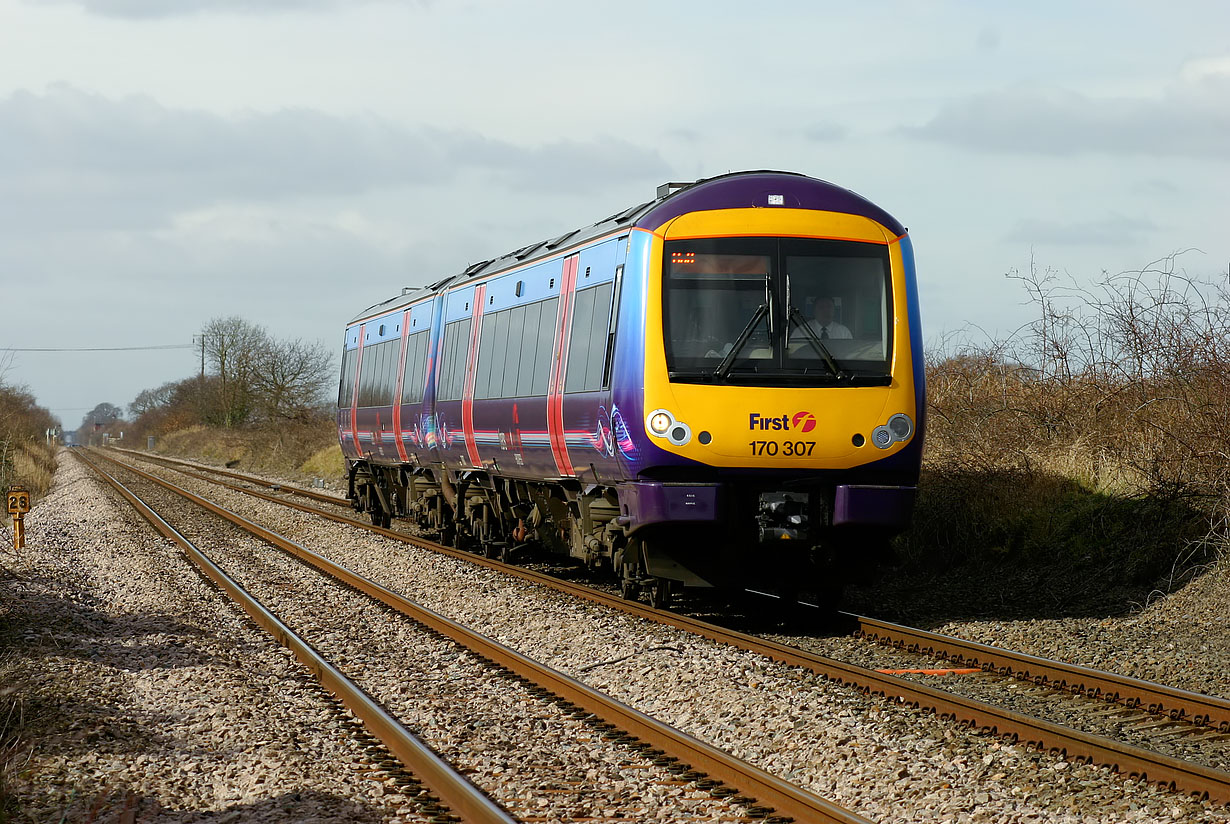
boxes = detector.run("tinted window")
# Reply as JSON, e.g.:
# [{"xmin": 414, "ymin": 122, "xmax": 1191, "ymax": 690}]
[
  {"xmin": 516, "ymin": 301, "xmax": 542, "ymax": 396},
  {"xmin": 439, "ymin": 319, "xmax": 471, "ymax": 401},
  {"xmin": 356, "ymin": 345, "xmax": 372, "ymax": 406},
  {"xmin": 663, "ymin": 237, "xmax": 891, "ymax": 383},
  {"xmin": 338, "ymin": 348, "xmax": 356, "ymax": 407},
  {"xmin": 564, "ymin": 287, "xmax": 595, "ymax": 392},
  {"xmin": 585, "ymin": 282, "xmax": 614, "ymax": 390},
  {"xmin": 785, "ymin": 252, "xmax": 889, "ymax": 366},
  {"xmin": 372, "ymin": 343, "xmax": 387, "ymax": 405},
  {"xmin": 501, "ymin": 305, "xmax": 526, "ymax": 398},
  {"xmin": 475, "ymin": 314, "xmax": 498, "ymax": 400},
  {"xmin": 565, "ymin": 283, "xmax": 614, "ymax": 393},
  {"xmin": 401, "ymin": 331, "xmax": 428, "ymax": 403},
  {"xmin": 533, "ymin": 297, "xmax": 559, "ymax": 395},
  {"xmin": 381, "ymin": 340, "xmax": 399, "ymax": 406}
]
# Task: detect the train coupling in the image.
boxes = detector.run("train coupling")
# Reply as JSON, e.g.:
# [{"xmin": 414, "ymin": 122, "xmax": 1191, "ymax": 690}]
[{"xmin": 757, "ymin": 492, "xmax": 809, "ymax": 541}]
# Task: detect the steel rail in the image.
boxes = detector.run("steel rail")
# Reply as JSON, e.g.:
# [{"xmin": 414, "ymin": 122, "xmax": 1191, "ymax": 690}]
[
  {"xmin": 86, "ymin": 447, "xmax": 872, "ymax": 824},
  {"xmin": 98, "ymin": 447, "xmax": 1230, "ymax": 804},
  {"xmin": 72, "ymin": 450, "xmax": 517, "ymax": 824},
  {"xmin": 847, "ymin": 613, "xmax": 1230, "ymax": 732}
]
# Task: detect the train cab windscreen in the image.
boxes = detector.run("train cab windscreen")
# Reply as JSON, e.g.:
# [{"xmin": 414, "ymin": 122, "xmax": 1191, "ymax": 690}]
[{"xmin": 663, "ymin": 237, "xmax": 893, "ymax": 385}]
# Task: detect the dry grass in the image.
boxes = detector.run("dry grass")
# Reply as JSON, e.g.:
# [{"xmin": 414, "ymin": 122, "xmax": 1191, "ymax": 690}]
[
  {"xmin": 898, "ymin": 254, "xmax": 1230, "ymax": 609},
  {"xmin": 150, "ymin": 416, "xmax": 342, "ymax": 482},
  {"xmin": 299, "ymin": 444, "xmax": 346, "ymax": 480}
]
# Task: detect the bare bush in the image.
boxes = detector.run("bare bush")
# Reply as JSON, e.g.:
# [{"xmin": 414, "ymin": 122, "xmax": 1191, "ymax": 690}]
[
  {"xmin": 918, "ymin": 251, "xmax": 1229, "ymax": 584},
  {"xmin": 0, "ymin": 379, "xmax": 57, "ymax": 501},
  {"xmin": 933, "ymin": 251, "xmax": 1230, "ymax": 503}
]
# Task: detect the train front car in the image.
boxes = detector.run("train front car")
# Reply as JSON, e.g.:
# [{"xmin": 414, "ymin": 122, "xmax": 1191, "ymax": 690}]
[{"xmin": 616, "ymin": 171, "xmax": 923, "ymax": 605}]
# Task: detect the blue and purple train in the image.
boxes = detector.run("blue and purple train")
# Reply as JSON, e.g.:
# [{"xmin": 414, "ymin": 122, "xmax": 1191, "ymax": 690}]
[{"xmin": 338, "ymin": 171, "xmax": 923, "ymax": 606}]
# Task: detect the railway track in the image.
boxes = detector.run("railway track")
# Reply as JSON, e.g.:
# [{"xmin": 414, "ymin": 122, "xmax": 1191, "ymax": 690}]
[
  {"xmin": 100, "ymin": 447, "xmax": 1230, "ymax": 806},
  {"xmin": 78, "ymin": 448, "xmax": 870, "ymax": 824}
]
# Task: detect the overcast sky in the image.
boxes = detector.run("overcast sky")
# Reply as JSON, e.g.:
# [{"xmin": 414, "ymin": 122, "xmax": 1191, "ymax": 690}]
[{"xmin": 3, "ymin": 0, "xmax": 1228, "ymax": 429}]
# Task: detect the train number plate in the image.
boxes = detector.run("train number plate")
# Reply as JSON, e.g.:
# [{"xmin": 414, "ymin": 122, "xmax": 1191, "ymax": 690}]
[{"xmin": 749, "ymin": 440, "xmax": 815, "ymax": 457}]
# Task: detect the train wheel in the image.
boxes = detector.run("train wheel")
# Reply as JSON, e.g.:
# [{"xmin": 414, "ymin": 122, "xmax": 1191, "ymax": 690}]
[
  {"xmin": 369, "ymin": 504, "xmax": 390, "ymax": 529},
  {"xmin": 648, "ymin": 577, "xmax": 673, "ymax": 610},
  {"xmin": 619, "ymin": 565, "xmax": 639, "ymax": 600}
]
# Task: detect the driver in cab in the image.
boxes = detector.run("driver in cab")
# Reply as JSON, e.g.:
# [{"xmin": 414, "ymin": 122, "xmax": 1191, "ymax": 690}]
[{"xmin": 806, "ymin": 297, "xmax": 851, "ymax": 340}]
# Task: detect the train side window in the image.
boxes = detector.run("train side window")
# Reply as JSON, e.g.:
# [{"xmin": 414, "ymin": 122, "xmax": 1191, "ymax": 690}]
[
  {"xmin": 501, "ymin": 305, "xmax": 526, "ymax": 398},
  {"xmin": 371, "ymin": 342, "xmax": 385, "ymax": 405},
  {"xmin": 440, "ymin": 318, "xmax": 471, "ymax": 401},
  {"xmin": 410, "ymin": 331, "xmax": 428, "ymax": 402},
  {"xmin": 487, "ymin": 311, "xmax": 511, "ymax": 397},
  {"xmin": 532, "ymin": 297, "xmax": 559, "ymax": 395},
  {"xmin": 446, "ymin": 323, "xmax": 459, "ymax": 400},
  {"xmin": 585, "ymin": 282, "xmax": 614, "ymax": 392},
  {"xmin": 377, "ymin": 342, "xmax": 391, "ymax": 405},
  {"xmin": 356, "ymin": 347, "xmax": 371, "ymax": 407},
  {"xmin": 564, "ymin": 286, "xmax": 597, "ymax": 393},
  {"xmin": 436, "ymin": 325, "xmax": 452, "ymax": 400},
  {"xmin": 516, "ymin": 301, "xmax": 543, "ymax": 396},
  {"xmin": 601, "ymin": 266, "xmax": 623, "ymax": 388},
  {"xmin": 474, "ymin": 311, "xmax": 498, "ymax": 399},
  {"xmin": 401, "ymin": 332, "xmax": 424, "ymax": 404},
  {"xmin": 457, "ymin": 319, "xmax": 472, "ymax": 400},
  {"xmin": 382, "ymin": 340, "xmax": 398, "ymax": 405},
  {"xmin": 564, "ymin": 283, "xmax": 613, "ymax": 393},
  {"xmin": 339, "ymin": 348, "xmax": 356, "ymax": 407}
]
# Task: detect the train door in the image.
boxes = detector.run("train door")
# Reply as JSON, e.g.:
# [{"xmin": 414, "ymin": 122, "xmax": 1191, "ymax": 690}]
[
  {"xmin": 398, "ymin": 298, "xmax": 437, "ymax": 465},
  {"xmin": 560, "ymin": 239, "xmax": 626, "ymax": 482},
  {"xmin": 461, "ymin": 284, "xmax": 487, "ymax": 469},
  {"xmin": 338, "ymin": 324, "xmax": 364, "ymax": 460},
  {"xmin": 546, "ymin": 254, "xmax": 580, "ymax": 477},
  {"xmin": 433, "ymin": 286, "xmax": 477, "ymax": 468}
]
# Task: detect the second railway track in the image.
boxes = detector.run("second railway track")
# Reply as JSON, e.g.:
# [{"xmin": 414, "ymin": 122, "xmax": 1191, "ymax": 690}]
[{"xmin": 97, "ymin": 447, "xmax": 1230, "ymax": 818}]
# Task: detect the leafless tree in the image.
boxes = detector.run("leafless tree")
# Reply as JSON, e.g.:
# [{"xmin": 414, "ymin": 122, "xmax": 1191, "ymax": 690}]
[
  {"xmin": 200, "ymin": 316, "xmax": 270, "ymax": 428},
  {"xmin": 250, "ymin": 337, "xmax": 334, "ymax": 420}
]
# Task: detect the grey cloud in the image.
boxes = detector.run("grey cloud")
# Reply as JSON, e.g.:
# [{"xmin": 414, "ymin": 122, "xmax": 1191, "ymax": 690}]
[
  {"xmin": 905, "ymin": 77, "xmax": 1230, "ymax": 159},
  {"xmin": 976, "ymin": 27, "xmax": 1001, "ymax": 52},
  {"xmin": 36, "ymin": 0, "xmax": 413, "ymax": 19},
  {"xmin": 458, "ymin": 135, "xmax": 671, "ymax": 194},
  {"xmin": 1131, "ymin": 179, "xmax": 1182, "ymax": 197},
  {"xmin": 1004, "ymin": 215, "xmax": 1157, "ymax": 246},
  {"xmin": 0, "ymin": 86, "xmax": 667, "ymax": 231},
  {"xmin": 803, "ymin": 122, "xmax": 847, "ymax": 142}
]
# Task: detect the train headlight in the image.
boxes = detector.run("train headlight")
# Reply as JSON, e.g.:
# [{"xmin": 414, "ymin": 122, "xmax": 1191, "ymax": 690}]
[
  {"xmin": 872, "ymin": 413, "xmax": 915, "ymax": 450},
  {"xmin": 647, "ymin": 409, "xmax": 674, "ymax": 436},
  {"xmin": 887, "ymin": 413, "xmax": 913, "ymax": 441},
  {"xmin": 647, "ymin": 409, "xmax": 692, "ymax": 446}
]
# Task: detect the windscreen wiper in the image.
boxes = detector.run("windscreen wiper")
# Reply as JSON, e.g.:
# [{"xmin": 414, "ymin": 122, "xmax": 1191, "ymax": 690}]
[
  {"xmin": 787, "ymin": 306, "xmax": 846, "ymax": 379},
  {"xmin": 714, "ymin": 303, "xmax": 768, "ymax": 379}
]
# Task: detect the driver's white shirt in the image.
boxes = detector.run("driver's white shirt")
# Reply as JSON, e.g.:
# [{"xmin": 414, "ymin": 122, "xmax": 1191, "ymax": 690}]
[{"xmin": 806, "ymin": 319, "xmax": 852, "ymax": 339}]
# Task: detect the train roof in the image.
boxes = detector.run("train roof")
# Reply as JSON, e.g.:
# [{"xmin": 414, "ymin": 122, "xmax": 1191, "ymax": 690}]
[{"xmin": 349, "ymin": 170, "xmax": 905, "ymax": 324}]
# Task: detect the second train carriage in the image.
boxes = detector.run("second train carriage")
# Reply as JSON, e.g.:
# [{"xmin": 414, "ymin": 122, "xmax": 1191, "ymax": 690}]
[{"xmin": 338, "ymin": 171, "xmax": 924, "ymax": 606}]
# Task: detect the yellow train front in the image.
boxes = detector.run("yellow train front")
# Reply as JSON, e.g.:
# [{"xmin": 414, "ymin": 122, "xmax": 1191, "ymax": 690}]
[{"xmin": 614, "ymin": 171, "xmax": 924, "ymax": 603}]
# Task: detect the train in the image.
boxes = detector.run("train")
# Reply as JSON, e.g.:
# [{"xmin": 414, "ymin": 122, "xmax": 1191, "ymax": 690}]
[{"xmin": 337, "ymin": 171, "xmax": 923, "ymax": 607}]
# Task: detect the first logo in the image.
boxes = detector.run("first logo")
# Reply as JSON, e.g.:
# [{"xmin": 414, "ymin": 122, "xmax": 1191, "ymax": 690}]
[{"xmin": 791, "ymin": 411, "xmax": 817, "ymax": 433}]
